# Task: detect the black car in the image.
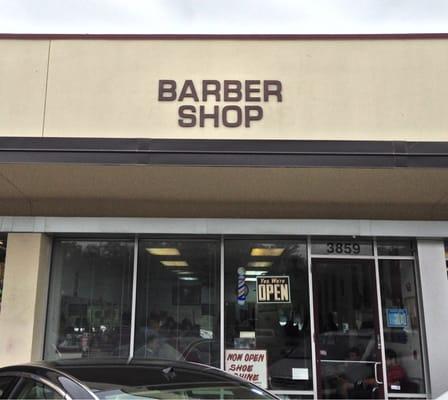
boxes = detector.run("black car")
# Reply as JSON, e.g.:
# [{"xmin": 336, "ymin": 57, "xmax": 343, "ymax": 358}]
[{"xmin": 0, "ymin": 359, "xmax": 278, "ymax": 399}]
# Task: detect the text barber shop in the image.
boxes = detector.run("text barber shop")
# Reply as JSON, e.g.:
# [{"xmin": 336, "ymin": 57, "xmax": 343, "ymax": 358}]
[
  {"xmin": 158, "ymin": 79, "xmax": 282, "ymax": 127},
  {"xmin": 0, "ymin": 34, "xmax": 448, "ymax": 400}
]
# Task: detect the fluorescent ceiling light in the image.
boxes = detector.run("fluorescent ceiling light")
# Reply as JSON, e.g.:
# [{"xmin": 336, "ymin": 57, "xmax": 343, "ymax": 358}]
[
  {"xmin": 247, "ymin": 261, "xmax": 272, "ymax": 268},
  {"xmin": 176, "ymin": 271, "xmax": 193, "ymax": 275},
  {"xmin": 161, "ymin": 260, "xmax": 188, "ymax": 267},
  {"xmin": 245, "ymin": 270, "xmax": 268, "ymax": 276},
  {"xmin": 179, "ymin": 277, "xmax": 198, "ymax": 281},
  {"xmin": 250, "ymin": 248, "xmax": 284, "ymax": 257},
  {"xmin": 146, "ymin": 248, "xmax": 180, "ymax": 256},
  {"xmin": 245, "ymin": 277, "xmax": 257, "ymax": 282}
]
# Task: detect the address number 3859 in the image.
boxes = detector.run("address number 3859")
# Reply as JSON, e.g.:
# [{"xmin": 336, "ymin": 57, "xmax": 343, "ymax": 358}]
[{"xmin": 326, "ymin": 242, "xmax": 361, "ymax": 254}]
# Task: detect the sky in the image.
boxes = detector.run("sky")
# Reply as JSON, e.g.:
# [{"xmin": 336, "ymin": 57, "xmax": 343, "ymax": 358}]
[{"xmin": 1, "ymin": 0, "xmax": 448, "ymax": 34}]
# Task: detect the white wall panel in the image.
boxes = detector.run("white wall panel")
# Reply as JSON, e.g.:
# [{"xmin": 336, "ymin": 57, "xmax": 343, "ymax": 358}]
[{"xmin": 417, "ymin": 240, "xmax": 448, "ymax": 398}]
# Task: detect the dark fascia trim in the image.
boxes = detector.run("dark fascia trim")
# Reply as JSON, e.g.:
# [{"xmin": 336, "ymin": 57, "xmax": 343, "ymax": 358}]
[
  {"xmin": 0, "ymin": 137, "xmax": 448, "ymax": 168},
  {"xmin": 1, "ymin": 33, "xmax": 448, "ymax": 41}
]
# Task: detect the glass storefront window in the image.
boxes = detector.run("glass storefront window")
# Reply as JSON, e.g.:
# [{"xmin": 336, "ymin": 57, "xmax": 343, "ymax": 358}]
[
  {"xmin": 224, "ymin": 240, "xmax": 312, "ymax": 391},
  {"xmin": 377, "ymin": 240, "xmax": 415, "ymax": 257},
  {"xmin": 313, "ymin": 259, "xmax": 382, "ymax": 399},
  {"xmin": 42, "ymin": 235, "xmax": 428, "ymax": 398},
  {"xmin": 379, "ymin": 260, "xmax": 425, "ymax": 394},
  {"xmin": 134, "ymin": 239, "xmax": 220, "ymax": 366},
  {"xmin": 45, "ymin": 239, "xmax": 134, "ymax": 360},
  {"xmin": 0, "ymin": 238, "xmax": 6, "ymax": 313}
]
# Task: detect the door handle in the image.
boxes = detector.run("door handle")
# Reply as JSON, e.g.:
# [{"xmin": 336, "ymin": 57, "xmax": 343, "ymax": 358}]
[{"xmin": 374, "ymin": 362, "xmax": 383, "ymax": 385}]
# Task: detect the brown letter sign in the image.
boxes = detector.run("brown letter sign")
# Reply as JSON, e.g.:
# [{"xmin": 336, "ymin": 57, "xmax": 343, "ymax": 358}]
[{"xmin": 158, "ymin": 79, "xmax": 282, "ymax": 128}]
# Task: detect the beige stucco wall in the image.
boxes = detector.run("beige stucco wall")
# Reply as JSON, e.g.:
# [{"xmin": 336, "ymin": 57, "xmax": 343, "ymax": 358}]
[
  {"xmin": 0, "ymin": 38, "xmax": 448, "ymax": 140},
  {"xmin": 0, "ymin": 233, "xmax": 52, "ymax": 365},
  {"xmin": 0, "ymin": 40, "xmax": 49, "ymax": 137}
]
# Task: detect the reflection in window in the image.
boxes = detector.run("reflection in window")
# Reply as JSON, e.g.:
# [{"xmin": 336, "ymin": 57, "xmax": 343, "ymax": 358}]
[
  {"xmin": 45, "ymin": 240, "xmax": 134, "ymax": 360},
  {"xmin": 224, "ymin": 240, "xmax": 312, "ymax": 391},
  {"xmin": 315, "ymin": 260, "xmax": 377, "ymax": 361},
  {"xmin": 0, "ymin": 238, "xmax": 6, "ymax": 313},
  {"xmin": 134, "ymin": 240, "xmax": 220, "ymax": 366},
  {"xmin": 313, "ymin": 259, "xmax": 379, "ymax": 399},
  {"xmin": 377, "ymin": 240, "xmax": 415, "ymax": 257},
  {"xmin": 379, "ymin": 260, "xmax": 425, "ymax": 394}
]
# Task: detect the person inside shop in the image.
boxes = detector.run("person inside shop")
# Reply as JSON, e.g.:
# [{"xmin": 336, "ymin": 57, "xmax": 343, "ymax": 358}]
[
  {"xmin": 364, "ymin": 349, "xmax": 407, "ymax": 393},
  {"xmin": 341, "ymin": 348, "xmax": 408, "ymax": 397},
  {"xmin": 135, "ymin": 314, "xmax": 163, "ymax": 358},
  {"xmin": 338, "ymin": 347, "xmax": 372, "ymax": 399},
  {"xmin": 147, "ymin": 313, "xmax": 162, "ymax": 337},
  {"xmin": 134, "ymin": 333, "xmax": 182, "ymax": 360},
  {"xmin": 134, "ymin": 334, "xmax": 161, "ymax": 358},
  {"xmin": 324, "ymin": 312, "xmax": 339, "ymax": 332},
  {"xmin": 161, "ymin": 316, "xmax": 177, "ymax": 337}
]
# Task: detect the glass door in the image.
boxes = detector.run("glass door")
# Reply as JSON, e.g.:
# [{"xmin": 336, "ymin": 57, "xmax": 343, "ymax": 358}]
[{"xmin": 312, "ymin": 259, "xmax": 384, "ymax": 399}]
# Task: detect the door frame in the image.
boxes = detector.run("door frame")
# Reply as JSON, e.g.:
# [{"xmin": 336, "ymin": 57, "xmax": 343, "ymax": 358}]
[{"xmin": 308, "ymin": 241, "xmax": 389, "ymax": 399}]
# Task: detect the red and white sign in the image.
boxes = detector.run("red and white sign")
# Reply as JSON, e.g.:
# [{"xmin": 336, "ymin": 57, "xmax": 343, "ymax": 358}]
[{"xmin": 225, "ymin": 349, "xmax": 268, "ymax": 389}]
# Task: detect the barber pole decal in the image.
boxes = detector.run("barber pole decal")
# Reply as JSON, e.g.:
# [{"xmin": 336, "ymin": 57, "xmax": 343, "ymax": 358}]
[{"xmin": 237, "ymin": 267, "xmax": 249, "ymax": 305}]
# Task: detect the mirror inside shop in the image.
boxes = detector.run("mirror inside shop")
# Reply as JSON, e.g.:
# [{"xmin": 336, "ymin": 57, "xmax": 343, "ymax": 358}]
[{"xmin": 44, "ymin": 238, "xmax": 426, "ymax": 395}]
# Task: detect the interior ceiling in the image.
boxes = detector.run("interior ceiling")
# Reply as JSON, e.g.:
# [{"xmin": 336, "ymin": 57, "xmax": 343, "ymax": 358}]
[{"xmin": 0, "ymin": 163, "xmax": 447, "ymax": 220}]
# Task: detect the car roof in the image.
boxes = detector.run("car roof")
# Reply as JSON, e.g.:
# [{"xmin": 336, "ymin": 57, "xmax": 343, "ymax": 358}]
[
  {"xmin": 0, "ymin": 358, "xmax": 250, "ymax": 387},
  {"xmin": 2, "ymin": 358, "xmax": 216, "ymax": 371},
  {"xmin": 32, "ymin": 358, "xmax": 217, "ymax": 370},
  {"xmin": 0, "ymin": 359, "xmax": 277, "ymax": 399}
]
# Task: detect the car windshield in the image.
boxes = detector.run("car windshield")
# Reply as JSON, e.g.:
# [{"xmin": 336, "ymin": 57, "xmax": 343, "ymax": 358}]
[{"xmin": 91, "ymin": 382, "xmax": 272, "ymax": 399}]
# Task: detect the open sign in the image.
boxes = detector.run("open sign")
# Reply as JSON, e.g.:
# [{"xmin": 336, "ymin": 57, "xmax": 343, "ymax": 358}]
[{"xmin": 256, "ymin": 276, "xmax": 291, "ymax": 303}]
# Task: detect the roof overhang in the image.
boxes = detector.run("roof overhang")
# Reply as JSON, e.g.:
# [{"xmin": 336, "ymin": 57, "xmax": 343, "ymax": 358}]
[{"xmin": 0, "ymin": 138, "xmax": 447, "ymax": 220}]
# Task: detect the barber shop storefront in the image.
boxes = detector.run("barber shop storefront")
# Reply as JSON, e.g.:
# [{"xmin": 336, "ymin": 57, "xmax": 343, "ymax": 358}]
[
  {"xmin": 0, "ymin": 34, "xmax": 447, "ymax": 399},
  {"xmin": 42, "ymin": 236, "xmax": 426, "ymax": 400},
  {"xmin": 40, "ymin": 236, "xmax": 427, "ymax": 399}
]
